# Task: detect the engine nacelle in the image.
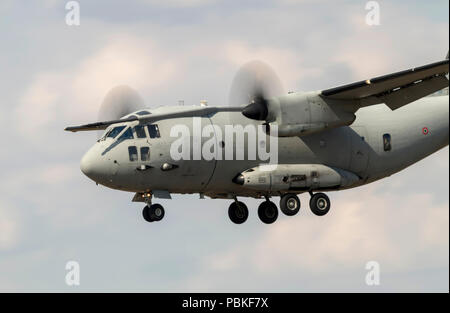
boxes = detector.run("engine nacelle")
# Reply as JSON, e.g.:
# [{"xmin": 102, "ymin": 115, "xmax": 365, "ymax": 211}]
[
  {"xmin": 265, "ymin": 91, "xmax": 356, "ymax": 137},
  {"xmin": 234, "ymin": 164, "xmax": 360, "ymax": 192}
]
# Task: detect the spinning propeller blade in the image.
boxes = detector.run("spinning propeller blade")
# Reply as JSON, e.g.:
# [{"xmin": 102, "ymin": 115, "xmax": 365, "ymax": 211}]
[{"xmin": 228, "ymin": 61, "xmax": 284, "ymax": 121}]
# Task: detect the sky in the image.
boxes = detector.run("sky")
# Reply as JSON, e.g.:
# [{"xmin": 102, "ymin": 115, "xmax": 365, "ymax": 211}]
[{"xmin": 0, "ymin": 0, "xmax": 448, "ymax": 292}]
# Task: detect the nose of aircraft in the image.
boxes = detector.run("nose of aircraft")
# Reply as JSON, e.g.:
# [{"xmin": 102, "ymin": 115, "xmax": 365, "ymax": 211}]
[
  {"xmin": 80, "ymin": 148, "xmax": 97, "ymax": 180},
  {"xmin": 80, "ymin": 144, "xmax": 112, "ymax": 183}
]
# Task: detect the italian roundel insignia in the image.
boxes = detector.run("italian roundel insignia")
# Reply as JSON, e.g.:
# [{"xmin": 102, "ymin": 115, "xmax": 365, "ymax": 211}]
[{"xmin": 422, "ymin": 127, "xmax": 429, "ymax": 135}]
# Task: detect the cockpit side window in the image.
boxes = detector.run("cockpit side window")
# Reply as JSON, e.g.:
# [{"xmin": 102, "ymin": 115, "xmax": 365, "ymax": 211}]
[
  {"xmin": 107, "ymin": 126, "xmax": 126, "ymax": 139},
  {"xmin": 134, "ymin": 125, "xmax": 147, "ymax": 139},
  {"xmin": 118, "ymin": 127, "xmax": 134, "ymax": 141},
  {"xmin": 128, "ymin": 146, "xmax": 138, "ymax": 161},
  {"xmin": 147, "ymin": 124, "xmax": 161, "ymax": 138}
]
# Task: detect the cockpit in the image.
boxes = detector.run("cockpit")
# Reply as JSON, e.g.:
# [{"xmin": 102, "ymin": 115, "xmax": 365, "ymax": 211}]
[
  {"xmin": 100, "ymin": 124, "xmax": 160, "ymax": 141},
  {"xmin": 100, "ymin": 123, "xmax": 161, "ymax": 156}
]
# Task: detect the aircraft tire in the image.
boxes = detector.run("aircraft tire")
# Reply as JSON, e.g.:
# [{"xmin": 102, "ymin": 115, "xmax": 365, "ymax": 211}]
[
  {"xmin": 258, "ymin": 201, "xmax": 279, "ymax": 224},
  {"xmin": 149, "ymin": 204, "xmax": 165, "ymax": 221},
  {"xmin": 228, "ymin": 201, "xmax": 249, "ymax": 224},
  {"xmin": 142, "ymin": 205, "xmax": 153, "ymax": 222},
  {"xmin": 280, "ymin": 194, "xmax": 301, "ymax": 216},
  {"xmin": 310, "ymin": 193, "xmax": 331, "ymax": 216}
]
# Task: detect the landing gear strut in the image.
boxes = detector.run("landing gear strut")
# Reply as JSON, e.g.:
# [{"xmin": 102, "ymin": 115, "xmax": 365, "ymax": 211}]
[
  {"xmin": 309, "ymin": 192, "xmax": 331, "ymax": 216},
  {"xmin": 228, "ymin": 200, "xmax": 249, "ymax": 224},
  {"xmin": 143, "ymin": 203, "xmax": 165, "ymax": 222}
]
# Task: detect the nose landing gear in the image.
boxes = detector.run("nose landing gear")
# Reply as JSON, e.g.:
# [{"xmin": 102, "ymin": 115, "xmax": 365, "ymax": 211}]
[{"xmin": 142, "ymin": 203, "xmax": 165, "ymax": 222}]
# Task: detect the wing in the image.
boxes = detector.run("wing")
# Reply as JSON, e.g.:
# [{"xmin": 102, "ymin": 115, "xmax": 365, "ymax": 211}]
[
  {"xmin": 65, "ymin": 106, "xmax": 243, "ymax": 132},
  {"xmin": 321, "ymin": 58, "xmax": 449, "ymax": 110}
]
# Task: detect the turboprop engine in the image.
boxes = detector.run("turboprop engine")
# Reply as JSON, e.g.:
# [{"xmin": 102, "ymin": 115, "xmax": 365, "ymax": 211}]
[
  {"xmin": 233, "ymin": 164, "xmax": 360, "ymax": 192},
  {"xmin": 243, "ymin": 91, "xmax": 357, "ymax": 137},
  {"xmin": 233, "ymin": 61, "xmax": 357, "ymax": 137}
]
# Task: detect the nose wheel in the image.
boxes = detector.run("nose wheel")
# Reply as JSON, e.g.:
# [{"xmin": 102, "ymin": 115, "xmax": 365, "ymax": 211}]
[
  {"xmin": 309, "ymin": 192, "xmax": 331, "ymax": 216},
  {"xmin": 143, "ymin": 203, "xmax": 165, "ymax": 222}
]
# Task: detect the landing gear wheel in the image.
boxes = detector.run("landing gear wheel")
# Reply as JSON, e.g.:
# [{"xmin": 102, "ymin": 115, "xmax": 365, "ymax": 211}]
[
  {"xmin": 258, "ymin": 201, "xmax": 279, "ymax": 224},
  {"xmin": 280, "ymin": 194, "xmax": 301, "ymax": 216},
  {"xmin": 142, "ymin": 204, "xmax": 165, "ymax": 222},
  {"xmin": 309, "ymin": 193, "xmax": 331, "ymax": 216},
  {"xmin": 142, "ymin": 205, "xmax": 152, "ymax": 222},
  {"xmin": 228, "ymin": 201, "xmax": 249, "ymax": 224}
]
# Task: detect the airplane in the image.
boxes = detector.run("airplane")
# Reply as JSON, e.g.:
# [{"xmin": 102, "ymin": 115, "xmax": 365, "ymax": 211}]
[{"xmin": 65, "ymin": 52, "xmax": 449, "ymax": 225}]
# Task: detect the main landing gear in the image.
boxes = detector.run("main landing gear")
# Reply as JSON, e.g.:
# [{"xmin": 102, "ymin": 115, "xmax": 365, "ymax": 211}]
[
  {"xmin": 309, "ymin": 192, "xmax": 331, "ymax": 216},
  {"xmin": 228, "ymin": 200, "xmax": 249, "ymax": 224},
  {"xmin": 228, "ymin": 192, "xmax": 331, "ymax": 224},
  {"xmin": 258, "ymin": 199, "xmax": 278, "ymax": 224},
  {"xmin": 280, "ymin": 193, "xmax": 301, "ymax": 216}
]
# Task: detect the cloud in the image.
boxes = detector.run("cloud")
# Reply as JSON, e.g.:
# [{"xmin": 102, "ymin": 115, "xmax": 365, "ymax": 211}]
[
  {"xmin": 194, "ymin": 181, "xmax": 448, "ymax": 291},
  {"xmin": 14, "ymin": 34, "xmax": 177, "ymax": 139},
  {"xmin": 138, "ymin": 0, "xmax": 221, "ymax": 8},
  {"xmin": 0, "ymin": 202, "xmax": 21, "ymax": 250},
  {"xmin": 221, "ymin": 40, "xmax": 305, "ymax": 90},
  {"xmin": 209, "ymin": 191, "xmax": 448, "ymax": 271}
]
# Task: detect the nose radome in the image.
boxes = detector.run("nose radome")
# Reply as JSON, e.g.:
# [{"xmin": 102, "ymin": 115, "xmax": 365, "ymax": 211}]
[
  {"xmin": 80, "ymin": 149, "xmax": 95, "ymax": 179},
  {"xmin": 80, "ymin": 144, "xmax": 114, "ymax": 184}
]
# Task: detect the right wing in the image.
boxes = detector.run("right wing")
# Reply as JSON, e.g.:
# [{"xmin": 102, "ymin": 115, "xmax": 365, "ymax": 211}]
[{"xmin": 321, "ymin": 57, "xmax": 449, "ymax": 110}]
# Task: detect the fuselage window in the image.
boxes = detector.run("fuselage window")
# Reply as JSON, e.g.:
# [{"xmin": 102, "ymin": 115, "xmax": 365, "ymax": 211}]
[
  {"xmin": 141, "ymin": 147, "xmax": 150, "ymax": 161},
  {"xmin": 128, "ymin": 146, "xmax": 138, "ymax": 161},
  {"xmin": 147, "ymin": 124, "xmax": 161, "ymax": 138},
  {"xmin": 383, "ymin": 134, "xmax": 392, "ymax": 151},
  {"xmin": 134, "ymin": 125, "xmax": 147, "ymax": 139},
  {"xmin": 107, "ymin": 126, "xmax": 126, "ymax": 139},
  {"xmin": 118, "ymin": 127, "xmax": 134, "ymax": 141}
]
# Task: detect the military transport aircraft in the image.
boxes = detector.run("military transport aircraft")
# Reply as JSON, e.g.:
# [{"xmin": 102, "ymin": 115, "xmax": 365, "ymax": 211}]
[{"xmin": 66, "ymin": 53, "xmax": 449, "ymax": 225}]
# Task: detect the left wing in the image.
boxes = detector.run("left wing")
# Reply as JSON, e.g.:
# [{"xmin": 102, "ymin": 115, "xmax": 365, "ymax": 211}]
[
  {"xmin": 321, "ymin": 58, "xmax": 449, "ymax": 110},
  {"xmin": 65, "ymin": 106, "xmax": 243, "ymax": 132}
]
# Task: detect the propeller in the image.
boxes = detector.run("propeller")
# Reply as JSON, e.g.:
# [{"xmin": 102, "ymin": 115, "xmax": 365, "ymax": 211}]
[
  {"xmin": 95, "ymin": 85, "xmax": 145, "ymax": 137},
  {"xmin": 98, "ymin": 85, "xmax": 145, "ymax": 121},
  {"xmin": 228, "ymin": 60, "xmax": 284, "ymax": 121}
]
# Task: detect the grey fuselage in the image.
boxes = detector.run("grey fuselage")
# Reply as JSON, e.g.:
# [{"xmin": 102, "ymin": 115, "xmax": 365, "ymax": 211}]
[{"xmin": 80, "ymin": 95, "xmax": 449, "ymax": 198}]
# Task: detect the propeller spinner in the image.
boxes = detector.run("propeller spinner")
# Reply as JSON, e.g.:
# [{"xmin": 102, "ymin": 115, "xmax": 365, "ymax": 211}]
[{"xmin": 228, "ymin": 60, "xmax": 284, "ymax": 121}]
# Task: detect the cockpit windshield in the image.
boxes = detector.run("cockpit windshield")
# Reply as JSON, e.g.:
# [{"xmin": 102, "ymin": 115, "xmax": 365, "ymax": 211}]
[
  {"xmin": 118, "ymin": 127, "xmax": 134, "ymax": 141},
  {"xmin": 101, "ymin": 126, "xmax": 135, "ymax": 156},
  {"xmin": 107, "ymin": 126, "xmax": 126, "ymax": 139}
]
